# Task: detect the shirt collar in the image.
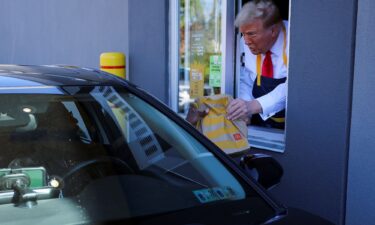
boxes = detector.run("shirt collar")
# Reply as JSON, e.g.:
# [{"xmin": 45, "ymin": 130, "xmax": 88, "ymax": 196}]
[{"xmin": 269, "ymin": 24, "xmax": 285, "ymax": 57}]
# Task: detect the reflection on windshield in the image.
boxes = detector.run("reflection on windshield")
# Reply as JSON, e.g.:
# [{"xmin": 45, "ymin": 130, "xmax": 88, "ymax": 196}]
[{"xmin": 0, "ymin": 86, "xmax": 249, "ymax": 223}]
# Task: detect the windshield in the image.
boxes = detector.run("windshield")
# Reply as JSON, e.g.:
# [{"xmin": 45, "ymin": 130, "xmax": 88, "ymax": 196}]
[{"xmin": 0, "ymin": 85, "xmax": 274, "ymax": 224}]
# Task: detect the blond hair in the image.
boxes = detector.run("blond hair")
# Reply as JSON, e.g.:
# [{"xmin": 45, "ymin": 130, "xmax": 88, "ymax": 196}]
[{"xmin": 234, "ymin": 0, "xmax": 282, "ymax": 28}]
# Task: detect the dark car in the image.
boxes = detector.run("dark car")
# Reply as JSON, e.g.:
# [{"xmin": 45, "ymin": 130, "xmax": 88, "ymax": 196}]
[{"xmin": 0, "ymin": 65, "xmax": 333, "ymax": 225}]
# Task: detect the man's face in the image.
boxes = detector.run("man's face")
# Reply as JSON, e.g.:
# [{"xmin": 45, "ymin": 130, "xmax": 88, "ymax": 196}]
[{"xmin": 239, "ymin": 19, "xmax": 277, "ymax": 55}]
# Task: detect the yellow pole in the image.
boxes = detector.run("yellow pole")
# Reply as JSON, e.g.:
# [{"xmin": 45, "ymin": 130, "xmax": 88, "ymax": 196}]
[{"xmin": 100, "ymin": 52, "xmax": 126, "ymax": 79}]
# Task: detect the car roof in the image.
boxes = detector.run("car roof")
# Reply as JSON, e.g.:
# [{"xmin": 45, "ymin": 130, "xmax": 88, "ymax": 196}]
[{"xmin": 0, "ymin": 64, "xmax": 124, "ymax": 87}]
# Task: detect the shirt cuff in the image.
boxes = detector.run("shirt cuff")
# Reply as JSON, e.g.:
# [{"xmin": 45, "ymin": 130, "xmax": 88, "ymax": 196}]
[{"xmin": 256, "ymin": 95, "xmax": 276, "ymax": 120}]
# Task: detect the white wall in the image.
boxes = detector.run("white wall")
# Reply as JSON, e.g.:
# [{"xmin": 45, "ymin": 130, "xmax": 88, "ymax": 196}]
[
  {"xmin": 0, "ymin": 0, "xmax": 129, "ymax": 69},
  {"xmin": 0, "ymin": 0, "xmax": 169, "ymax": 103},
  {"xmin": 127, "ymin": 0, "xmax": 169, "ymax": 103}
]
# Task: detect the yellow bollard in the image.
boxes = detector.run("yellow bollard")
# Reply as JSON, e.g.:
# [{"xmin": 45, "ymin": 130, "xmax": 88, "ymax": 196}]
[{"xmin": 100, "ymin": 52, "xmax": 126, "ymax": 79}]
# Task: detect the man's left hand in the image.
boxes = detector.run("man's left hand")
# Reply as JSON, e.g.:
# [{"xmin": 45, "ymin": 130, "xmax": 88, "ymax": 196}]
[{"xmin": 227, "ymin": 99, "xmax": 262, "ymax": 120}]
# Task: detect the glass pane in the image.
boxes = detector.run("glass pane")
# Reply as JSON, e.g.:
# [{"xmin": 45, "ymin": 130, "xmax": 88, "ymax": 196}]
[{"xmin": 178, "ymin": 0, "xmax": 224, "ymax": 115}]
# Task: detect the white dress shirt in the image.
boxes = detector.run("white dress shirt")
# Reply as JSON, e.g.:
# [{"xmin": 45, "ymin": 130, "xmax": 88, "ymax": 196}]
[{"xmin": 239, "ymin": 21, "xmax": 289, "ymax": 120}]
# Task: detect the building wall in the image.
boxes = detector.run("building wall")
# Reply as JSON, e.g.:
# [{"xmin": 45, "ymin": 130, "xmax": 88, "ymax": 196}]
[
  {"xmin": 264, "ymin": 1, "xmax": 357, "ymax": 224},
  {"xmin": 0, "ymin": 0, "xmax": 129, "ymax": 69},
  {"xmin": 346, "ymin": 0, "xmax": 375, "ymax": 224},
  {"xmin": 128, "ymin": 0, "xmax": 169, "ymax": 103},
  {"xmin": 0, "ymin": 0, "xmax": 168, "ymax": 103}
]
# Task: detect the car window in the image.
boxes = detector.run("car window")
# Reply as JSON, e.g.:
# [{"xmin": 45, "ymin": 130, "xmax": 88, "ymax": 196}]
[{"xmin": 0, "ymin": 86, "xmax": 275, "ymax": 224}]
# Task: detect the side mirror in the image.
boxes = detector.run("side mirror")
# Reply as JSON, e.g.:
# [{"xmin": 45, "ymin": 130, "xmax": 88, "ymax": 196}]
[{"xmin": 240, "ymin": 153, "xmax": 283, "ymax": 190}]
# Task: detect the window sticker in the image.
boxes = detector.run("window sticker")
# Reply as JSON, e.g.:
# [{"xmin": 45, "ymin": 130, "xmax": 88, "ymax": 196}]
[
  {"xmin": 209, "ymin": 55, "xmax": 222, "ymax": 87},
  {"xmin": 193, "ymin": 186, "xmax": 236, "ymax": 203},
  {"xmin": 189, "ymin": 62, "xmax": 205, "ymax": 98}
]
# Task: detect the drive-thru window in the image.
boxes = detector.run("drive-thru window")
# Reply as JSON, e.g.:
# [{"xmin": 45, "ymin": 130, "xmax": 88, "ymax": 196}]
[{"xmin": 170, "ymin": 0, "xmax": 290, "ymax": 152}]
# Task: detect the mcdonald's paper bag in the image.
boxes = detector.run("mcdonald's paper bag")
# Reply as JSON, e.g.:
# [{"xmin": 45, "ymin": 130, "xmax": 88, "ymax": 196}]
[{"xmin": 194, "ymin": 95, "xmax": 249, "ymax": 154}]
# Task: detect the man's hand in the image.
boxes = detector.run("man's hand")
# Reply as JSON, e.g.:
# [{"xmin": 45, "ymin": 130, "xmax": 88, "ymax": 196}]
[{"xmin": 227, "ymin": 99, "xmax": 262, "ymax": 121}]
